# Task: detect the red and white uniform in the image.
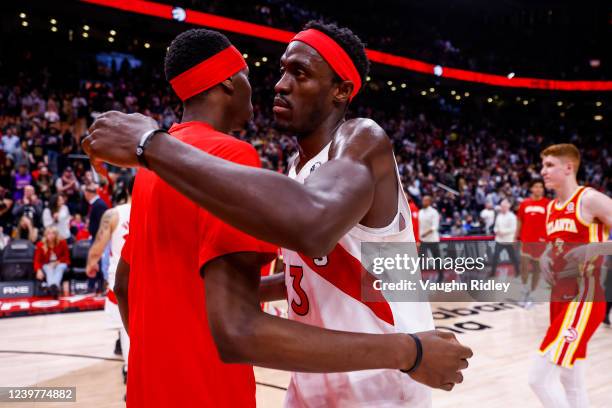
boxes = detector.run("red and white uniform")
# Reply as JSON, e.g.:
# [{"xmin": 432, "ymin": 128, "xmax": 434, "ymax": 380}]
[
  {"xmin": 282, "ymin": 143, "xmax": 434, "ymax": 408},
  {"xmin": 518, "ymin": 197, "xmax": 549, "ymax": 259},
  {"xmin": 539, "ymin": 187, "xmax": 608, "ymax": 368},
  {"xmin": 105, "ymin": 203, "xmax": 130, "ymax": 328}
]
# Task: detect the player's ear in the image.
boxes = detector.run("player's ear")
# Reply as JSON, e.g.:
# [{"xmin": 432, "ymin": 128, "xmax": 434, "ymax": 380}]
[
  {"xmin": 333, "ymin": 80, "xmax": 353, "ymax": 104},
  {"xmin": 219, "ymin": 77, "xmax": 235, "ymax": 94}
]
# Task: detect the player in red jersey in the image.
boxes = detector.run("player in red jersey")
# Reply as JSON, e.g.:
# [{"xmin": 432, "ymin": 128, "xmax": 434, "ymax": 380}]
[
  {"xmin": 528, "ymin": 144, "xmax": 611, "ymax": 408},
  {"xmin": 516, "ymin": 179, "xmax": 549, "ymax": 305}
]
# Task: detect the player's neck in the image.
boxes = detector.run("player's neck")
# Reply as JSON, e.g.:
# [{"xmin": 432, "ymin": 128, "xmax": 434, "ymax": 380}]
[
  {"xmin": 555, "ymin": 179, "xmax": 579, "ymax": 203},
  {"xmin": 297, "ymin": 113, "xmax": 344, "ymax": 163},
  {"xmin": 181, "ymin": 102, "xmax": 233, "ymax": 134}
]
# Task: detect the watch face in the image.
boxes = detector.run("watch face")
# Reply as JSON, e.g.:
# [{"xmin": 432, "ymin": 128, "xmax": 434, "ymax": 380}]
[{"xmin": 136, "ymin": 147, "xmax": 143, "ymax": 156}]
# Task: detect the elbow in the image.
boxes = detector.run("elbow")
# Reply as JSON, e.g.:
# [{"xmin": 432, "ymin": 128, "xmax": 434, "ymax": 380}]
[
  {"xmin": 113, "ymin": 279, "xmax": 128, "ymax": 301},
  {"xmin": 297, "ymin": 234, "xmax": 335, "ymax": 258},
  {"xmin": 209, "ymin": 313, "xmax": 258, "ymax": 364}
]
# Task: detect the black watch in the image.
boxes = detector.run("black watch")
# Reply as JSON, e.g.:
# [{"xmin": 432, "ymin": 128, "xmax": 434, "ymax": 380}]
[{"xmin": 136, "ymin": 128, "xmax": 166, "ymax": 168}]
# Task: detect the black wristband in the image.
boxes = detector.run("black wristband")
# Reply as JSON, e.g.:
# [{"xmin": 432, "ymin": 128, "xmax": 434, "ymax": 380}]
[
  {"xmin": 400, "ymin": 333, "xmax": 423, "ymax": 374},
  {"xmin": 136, "ymin": 128, "xmax": 165, "ymax": 169}
]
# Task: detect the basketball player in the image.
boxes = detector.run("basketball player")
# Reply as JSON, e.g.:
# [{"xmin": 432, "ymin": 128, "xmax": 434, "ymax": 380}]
[
  {"xmin": 516, "ymin": 179, "xmax": 549, "ymax": 305},
  {"xmin": 528, "ymin": 144, "xmax": 611, "ymax": 408},
  {"xmin": 84, "ymin": 27, "xmax": 471, "ymax": 407},
  {"xmin": 84, "ymin": 23, "xmax": 472, "ymax": 407},
  {"xmin": 86, "ymin": 177, "xmax": 132, "ymax": 384}
]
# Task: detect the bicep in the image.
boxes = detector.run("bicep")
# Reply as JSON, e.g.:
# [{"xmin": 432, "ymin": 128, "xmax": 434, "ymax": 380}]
[
  {"xmin": 201, "ymin": 252, "xmax": 266, "ymax": 333},
  {"xmin": 303, "ymin": 158, "xmax": 375, "ymax": 229}
]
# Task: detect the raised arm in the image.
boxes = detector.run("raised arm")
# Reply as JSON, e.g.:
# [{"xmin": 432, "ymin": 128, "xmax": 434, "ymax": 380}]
[{"xmin": 84, "ymin": 113, "xmax": 394, "ymax": 257}]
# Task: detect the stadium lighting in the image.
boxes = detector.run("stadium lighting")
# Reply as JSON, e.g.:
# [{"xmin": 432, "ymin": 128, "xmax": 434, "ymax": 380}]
[
  {"xmin": 429, "ymin": 87, "xmax": 435, "ymax": 93},
  {"xmin": 242, "ymin": 53, "xmax": 248, "ymax": 59},
  {"xmin": 110, "ymin": 29, "xmax": 116, "ymax": 35},
  {"xmin": 108, "ymin": 37, "xmax": 114, "ymax": 42},
  {"xmin": 254, "ymin": 61, "xmax": 261, "ymax": 67},
  {"xmin": 79, "ymin": 0, "xmax": 612, "ymax": 91},
  {"xmin": 420, "ymin": 90, "xmax": 426, "ymax": 96},
  {"xmin": 451, "ymin": 90, "xmax": 456, "ymax": 95},
  {"xmin": 391, "ymin": 86, "xmax": 397, "ymax": 91},
  {"xmin": 387, "ymin": 80, "xmax": 393, "ymax": 86},
  {"xmin": 507, "ymin": 72, "xmax": 515, "ymax": 79},
  {"xmin": 487, "ymin": 97, "xmax": 493, "ymax": 103},
  {"xmin": 560, "ymin": 112, "xmax": 566, "ymax": 117},
  {"xmin": 82, "ymin": 32, "xmax": 88, "ymax": 38},
  {"xmin": 557, "ymin": 101, "xmax": 563, "ymax": 106},
  {"xmin": 50, "ymin": 18, "xmax": 57, "ymax": 24},
  {"xmin": 366, "ymin": 76, "xmax": 371, "ymax": 82},
  {"xmin": 83, "ymin": 25, "xmax": 90, "ymax": 31},
  {"xmin": 19, "ymin": 13, "xmax": 26, "ymax": 19},
  {"xmin": 51, "ymin": 26, "xmax": 58, "ymax": 32},
  {"xmin": 401, "ymin": 83, "xmax": 406, "ymax": 88},
  {"xmin": 595, "ymin": 101, "xmax": 602, "ymax": 107},
  {"xmin": 594, "ymin": 115, "xmax": 603, "ymax": 121},
  {"xmin": 523, "ymin": 100, "xmax": 529, "ymax": 105},
  {"xmin": 144, "ymin": 42, "xmax": 151, "ymax": 48},
  {"xmin": 464, "ymin": 92, "xmax": 470, "ymax": 97},
  {"xmin": 455, "ymin": 95, "xmax": 461, "ymax": 100}
]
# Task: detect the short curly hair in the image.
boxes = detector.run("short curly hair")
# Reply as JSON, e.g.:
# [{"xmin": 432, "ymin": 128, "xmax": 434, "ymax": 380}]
[
  {"xmin": 303, "ymin": 20, "xmax": 370, "ymax": 92},
  {"xmin": 164, "ymin": 28, "xmax": 231, "ymax": 83}
]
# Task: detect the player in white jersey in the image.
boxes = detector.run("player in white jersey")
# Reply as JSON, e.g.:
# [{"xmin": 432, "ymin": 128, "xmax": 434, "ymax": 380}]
[
  {"xmin": 86, "ymin": 178, "xmax": 132, "ymax": 380},
  {"xmin": 85, "ymin": 22, "xmax": 472, "ymax": 407}
]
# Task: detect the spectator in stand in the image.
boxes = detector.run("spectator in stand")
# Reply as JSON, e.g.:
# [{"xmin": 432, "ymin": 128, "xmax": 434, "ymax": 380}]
[
  {"xmin": 34, "ymin": 226, "xmax": 71, "ymax": 298},
  {"xmin": 12, "ymin": 164, "xmax": 32, "ymax": 201},
  {"xmin": 71, "ymin": 214, "xmax": 90, "ymax": 241},
  {"xmin": 1, "ymin": 126, "xmax": 20, "ymax": 156},
  {"xmin": 12, "ymin": 185, "xmax": 43, "ymax": 227},
  {"xmin": 34, "ymin": 165, "xmax": 53, "ymax": 202},
  {"xmin": 84, "ymin": 183, "xmax": 108, "ymax": 293},
  {"xmin": 490, "ymin": 199, "xmax": 520, "ymax": 277},
  {"xmin": 0, "ymin": 186, "xmax": 14, "ymax": 232},
  {"xmin": 43, "ymin": 193, "xmax": 72, "ymax": 241},
  {"xmin": 12, "ymin": 140, "xmax": 31, "ymax": 170},
  {"xmin": 56, "ymin": 166, "xmax": 81, "ymax": 213},
  {"xmin": 12, "ymin": 215, "xmax": 38, "ymax": 243}
]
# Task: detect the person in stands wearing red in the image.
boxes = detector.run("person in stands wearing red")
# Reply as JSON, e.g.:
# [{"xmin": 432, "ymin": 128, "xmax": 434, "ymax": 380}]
[{"xmin": 34, "ymin": 226, "xmax": 70, "ymax": 298}]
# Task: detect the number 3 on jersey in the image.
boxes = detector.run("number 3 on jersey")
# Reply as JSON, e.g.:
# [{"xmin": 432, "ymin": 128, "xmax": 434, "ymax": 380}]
[{"xmin": 288, "ymin": 265, "xmax": 309, "ymax": 316}]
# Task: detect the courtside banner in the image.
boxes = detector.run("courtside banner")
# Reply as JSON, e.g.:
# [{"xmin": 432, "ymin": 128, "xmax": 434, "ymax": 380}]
[
  {"xmin": 0, "ymin": 281, "xmax": 34, "ymax": 299},
  {"xmin": 0, "ymin": 295, "xmax": 105, "ymax": 318},
  {"xmin": 361, "ymin": 241, "xmax": 610, "ymax": 303}
]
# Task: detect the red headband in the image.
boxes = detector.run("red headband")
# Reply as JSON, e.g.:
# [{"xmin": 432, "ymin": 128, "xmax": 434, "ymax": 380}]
[
  {"xmin": 291, "ymin": 29, "xmax": 362, "ymax": 100},
  {"xmin": 170, "ymin": 45, "xmax": 247, "ymax": 101}
]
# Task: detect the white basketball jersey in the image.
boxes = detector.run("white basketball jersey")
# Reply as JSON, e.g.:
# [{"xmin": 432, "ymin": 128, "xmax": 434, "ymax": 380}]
[
  {"xmin": 108, "ymin": 203, "xmax": 131, "ymax": 289},
  {"xmin": 282, "ymin": 142, "xmax": 434, "ymax": 408}
]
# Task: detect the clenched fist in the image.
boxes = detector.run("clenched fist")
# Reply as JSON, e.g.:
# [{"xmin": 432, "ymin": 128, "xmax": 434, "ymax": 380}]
[{"xmin": 82, "ymin": 111, "xmax": 160, "ymax": 170}]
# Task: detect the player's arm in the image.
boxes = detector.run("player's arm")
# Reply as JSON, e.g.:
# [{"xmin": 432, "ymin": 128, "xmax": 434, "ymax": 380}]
[
  {"xmin": 578, "ymin": 190, "xmax": 612, "ymax": 258},
  {"xmin": 204, "ymin": 252, "xmax": 472, "ymax": 390},
  {"xmin": 259, "ymin": 272, "xmax": 286, "ymax": 302},
  {"xmin": 86, "ymin": 209, "xmax": 117, "ymax": 276},
  {"xmin": 114, "ymin": 258, "xmax": 130, "ymax": 334},
  {"xmin": 85, "ymin": 114, "xmax": 389, "ymax": 257}
]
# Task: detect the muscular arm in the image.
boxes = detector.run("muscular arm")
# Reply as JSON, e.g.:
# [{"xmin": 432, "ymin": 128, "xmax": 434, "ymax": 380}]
[
  {"xmin": 87, "ymin": 116, "xmax": 394, "ymax": 257},
  {"xmin": 259, "ymin": 272, "xmax": 286, "ymax": 302},
  {"xmin": 86, "ymin": 209, "xmax": 117, "ymax": 275},
  {"xmin": 204, "ymin": 252, "xmax": 470, "ymax": 389},
  {"xmin": 114, "ymin": 258, "xmax": 130, "ymax": 334}
]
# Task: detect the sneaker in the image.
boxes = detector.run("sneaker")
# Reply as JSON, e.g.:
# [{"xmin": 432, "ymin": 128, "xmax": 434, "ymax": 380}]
[
  {"xmin": 604, "ymin": 316, "xmax": 611, "ymax": 327},
  {"xmin": 49, "ymin": 285, "xmax": 59, "ymax": 299},
  {"xmin": 122, "ymin": 364, "xmax": 128, "ymax": 384}
]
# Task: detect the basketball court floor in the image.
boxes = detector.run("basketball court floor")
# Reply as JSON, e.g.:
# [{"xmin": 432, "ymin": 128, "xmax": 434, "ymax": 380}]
[{"xmin": 0, "ymin": 299, "xmax": 610, "ymax": 407}]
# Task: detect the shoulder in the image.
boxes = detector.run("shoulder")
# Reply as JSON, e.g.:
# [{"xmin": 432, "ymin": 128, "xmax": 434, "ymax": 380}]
[
  {"xmin": 581, "ymin": 187, "xmax": 611, "ymax": 210},
  {"xmin": 334, "ymin": 118, "xmax": 391, "ymax": 152}
]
